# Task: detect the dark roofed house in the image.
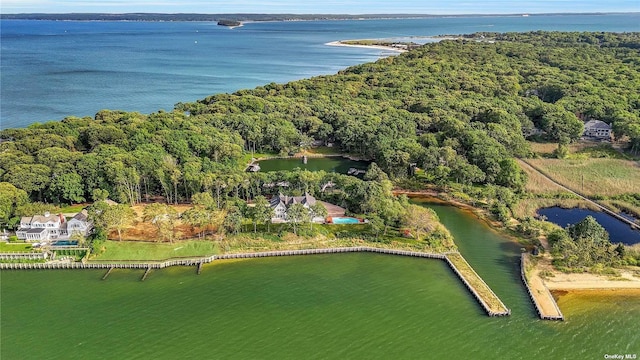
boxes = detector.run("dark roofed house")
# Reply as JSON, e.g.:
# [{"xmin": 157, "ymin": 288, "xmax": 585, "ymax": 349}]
[{"xmin": 583, "ymin": 120, "xmax": 612, "ymax": 140}]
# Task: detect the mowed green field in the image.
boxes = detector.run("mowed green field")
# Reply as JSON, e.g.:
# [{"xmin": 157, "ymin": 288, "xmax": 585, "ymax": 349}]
[
  {"xmin": 91, "ymin": 240, "xmax": 219, "ymax": 261},
  {"xmin": 525, "ymin": 158, "xmax": 640, "ymax": 196}
]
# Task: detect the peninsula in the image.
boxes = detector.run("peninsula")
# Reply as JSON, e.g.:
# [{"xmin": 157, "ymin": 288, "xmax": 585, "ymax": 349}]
[{"xmin": 1, "ymin": 31, "xmax": 640, "ymax": 318}]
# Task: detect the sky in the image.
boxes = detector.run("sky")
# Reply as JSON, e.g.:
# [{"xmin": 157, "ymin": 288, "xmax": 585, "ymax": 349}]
[{"xmin": 1, "ymin": 0, "xmax": 638, "ymax": 15}]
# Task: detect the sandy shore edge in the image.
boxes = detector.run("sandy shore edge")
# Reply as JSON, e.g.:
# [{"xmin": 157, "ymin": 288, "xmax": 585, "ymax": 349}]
[
  {"xmin": 326, "ymin": 41, "xmax": 407, "ymax": 53},
  {"xmin": 544, "ymin": 272, "xmax": 640, "ymax": 290}
]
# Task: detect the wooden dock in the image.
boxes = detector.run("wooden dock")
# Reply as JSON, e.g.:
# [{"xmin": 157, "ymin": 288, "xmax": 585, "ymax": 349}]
[
  {"xmin": 520, "ymin": 254, "xmax": 564, "ymax": 321},
  {"xmin": 141, "ymin": 267, "xmax": 152, "ymax": 281},
  {"xmin": 0, "ymin": 247, "xmax": 509, "ymax": 317},
  {"xmin": 102, "ymin": 267, "xmax": 114, "ymax": 280}
]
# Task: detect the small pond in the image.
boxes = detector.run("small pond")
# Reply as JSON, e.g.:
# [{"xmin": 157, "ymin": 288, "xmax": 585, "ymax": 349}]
[
  {"xmin": 257, "ymin": 156, "xmax": 370, "ymax": 175},
  {"xmin": 537, "ymin": 207, "xmax": 640, "ymax": 245}
]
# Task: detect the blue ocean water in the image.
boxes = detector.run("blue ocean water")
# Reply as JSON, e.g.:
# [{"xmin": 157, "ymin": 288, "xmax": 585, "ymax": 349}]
[{"xmin": 1, "ymin": 14, "xmax": 639, "ymax": 129}]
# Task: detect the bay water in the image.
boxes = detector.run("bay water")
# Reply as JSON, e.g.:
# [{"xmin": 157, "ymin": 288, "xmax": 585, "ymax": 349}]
[
  {"xmin": 257, "ymin": 157, "xmax": 370, "ymax": 174},
  {"xmin": 2, "ymin": 14, "xmax": 639, "ymax": 129},
  {"xmin": 2, "ymin": 204, "xmax": 639, "ymax": 359},
  {"xmin": 2, "ymin": 14, "xmax": 640, "ymax": 358}
]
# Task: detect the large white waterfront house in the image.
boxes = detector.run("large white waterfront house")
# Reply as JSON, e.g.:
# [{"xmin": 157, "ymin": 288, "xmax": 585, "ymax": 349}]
[
  {"xmin": 16, "ymin": 210, "xmax": 93, "ymax": 242},
  {"xmin": 269, "ymin": 193, "xmax": 326, "ymax": 223}
]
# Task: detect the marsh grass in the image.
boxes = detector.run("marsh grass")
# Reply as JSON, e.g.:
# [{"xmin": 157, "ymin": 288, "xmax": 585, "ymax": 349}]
[
  {"xmin": 528, "ymin": 141, "xmax": 599, "ymax": 157},
  {"xmin": 512, "ymin": 198, "xmax": 599, "ymax": 219},
  {"xmin": 517, "ymin": 159, "xmax": 567, "ymax": 194},
  {"xmin": 527, "ymin": 141, "xmax": 633, "ymax": 160},
  {"xmin": 599, "ymin": 200, "xmax": 640, "ymax": 219},
  {"xmin": 525, "ymin": 158, "xmax": 640, "ymax": 196}
]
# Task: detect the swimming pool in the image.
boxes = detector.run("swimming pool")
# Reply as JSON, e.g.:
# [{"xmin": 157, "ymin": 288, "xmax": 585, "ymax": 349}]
[
  {"xmin": 331, "ymin": 217, "xmax": 361, "ymax": 224},
  {"xmin": 51, "ymin": 240, "xmax": 78, "ymax": 246}
]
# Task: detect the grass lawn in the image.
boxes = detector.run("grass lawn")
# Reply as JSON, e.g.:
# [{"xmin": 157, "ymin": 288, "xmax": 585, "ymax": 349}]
[
  {"xmin": 525, "ymin": 158, "xmax": 640, "ymax": 196},
  {"xmin": 0, "ymin": 242, "xmax": 33, "ymax": 252},
  {"xmin": 58, "ymin": 204, "xmax": 87, "ymax": 214},
  {"xmin": 91, "ymin": 240, "xmax": 219, "ymax": 261}
]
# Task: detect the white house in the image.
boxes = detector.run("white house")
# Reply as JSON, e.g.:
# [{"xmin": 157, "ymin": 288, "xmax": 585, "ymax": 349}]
[
  {"xmin": 66, "ymin": 210, "xmax": 93, "ymax": 238},
  {"xmin": 16, "ymin": 211, "xmax": 92, "ymax": 242},
  {"xmin": 583, "ymin": 120, "xmax": 612, "ymax": 140},
  {"xmin": 17, "ymin": 212, "xmax": 64, "ymax": 242},
  {"xmin": 269, "ymin": 193, "xmax": 326, "ymax": 223}
]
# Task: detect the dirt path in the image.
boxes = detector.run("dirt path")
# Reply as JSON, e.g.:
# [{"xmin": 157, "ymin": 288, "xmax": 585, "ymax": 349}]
[{"xmin": 518, "ymin": 159, "xmax": 640, "ymax": 230}]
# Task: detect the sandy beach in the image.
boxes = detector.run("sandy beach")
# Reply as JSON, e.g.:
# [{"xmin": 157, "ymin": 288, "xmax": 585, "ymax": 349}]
[
  {"xmin": 544, "ymin": 270, "xmax": 640, "ymax": 290},
  {"xmin": 326, "ymin": 40, "xmax": 407, "ymax": 53}
]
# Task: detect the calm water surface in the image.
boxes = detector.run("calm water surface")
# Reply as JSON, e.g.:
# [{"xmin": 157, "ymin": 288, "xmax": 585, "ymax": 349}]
[
  {"xmin": 538, "ymin": 207, "xmax": 640, "ymax": 245},
  {"xmin": 2, "ymin": 203, "xmax": 639, "ymax": 359},
  {"xmin": 258, "ymin": 157, "xmax": 370, "ymax": 174},
  {"xmin": 2, "ymin": 14, "xmax": 639, "ymax": 128}
]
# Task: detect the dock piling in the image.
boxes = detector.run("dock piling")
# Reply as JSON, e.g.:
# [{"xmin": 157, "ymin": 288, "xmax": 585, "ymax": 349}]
[
  {"xmin": 141, "ymin": 267, "xmax": 152, "ymax": 281},
  {"xmin": 102, "ymin": 267, "xmax": 114, "ymax": 280}
]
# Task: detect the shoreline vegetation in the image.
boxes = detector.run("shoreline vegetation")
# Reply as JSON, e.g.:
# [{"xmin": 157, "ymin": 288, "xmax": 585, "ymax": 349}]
[
  {"xmin": 402, "ymin": 192, "xmax": 640, "ymax": 293},
  {"xmin": 2, "ymin": 30, "xmax": 640, "ymax": 314}
]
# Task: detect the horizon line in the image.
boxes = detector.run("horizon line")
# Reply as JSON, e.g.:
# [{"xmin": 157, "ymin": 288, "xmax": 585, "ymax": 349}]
[{"xmin": 3, "ymin": 11, "xmax": 639, "ymax": 16}]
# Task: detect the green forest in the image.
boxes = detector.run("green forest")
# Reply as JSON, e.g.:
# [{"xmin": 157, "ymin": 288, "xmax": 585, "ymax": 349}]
[{"xmin": 1, "ymin": 31, "xmax": 639, "ymax": 231}]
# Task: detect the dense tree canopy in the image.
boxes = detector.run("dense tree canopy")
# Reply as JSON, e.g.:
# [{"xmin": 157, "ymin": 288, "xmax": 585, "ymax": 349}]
[
  {"xmin": 551, "ymin": 216, "xmax": 623, "ymax": 269},
  {"xmin": 1, "ymin": 31, "xmax": 639, "ymax": 207}
]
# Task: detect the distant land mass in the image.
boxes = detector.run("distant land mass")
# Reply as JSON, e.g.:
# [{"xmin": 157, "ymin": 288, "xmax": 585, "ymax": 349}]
[
  {"xmin": 0, "ymin": 12, "xmax": 633, "ymax": 22},
  {"xmin": 217, "ymin": 19, "xmax": 242, "ymax": 27}
]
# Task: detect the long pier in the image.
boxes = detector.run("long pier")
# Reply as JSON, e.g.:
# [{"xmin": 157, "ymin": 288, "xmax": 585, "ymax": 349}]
[
  {"xmin": 0, "ymin": 247, "xmax": 509, "ymax": 317},
  {"xmin": 520, "ymin": 254, "xmax": 564, "ymax": 321}
]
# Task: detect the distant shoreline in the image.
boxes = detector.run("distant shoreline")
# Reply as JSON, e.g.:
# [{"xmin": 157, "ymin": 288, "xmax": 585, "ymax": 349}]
[
  {"xmin": 325, "ymin": 40, "xmax": 407, "ymax": 53},
  {"xmin": 1, "ymin": 12, "xmax": 637, "ymax": 22}
]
